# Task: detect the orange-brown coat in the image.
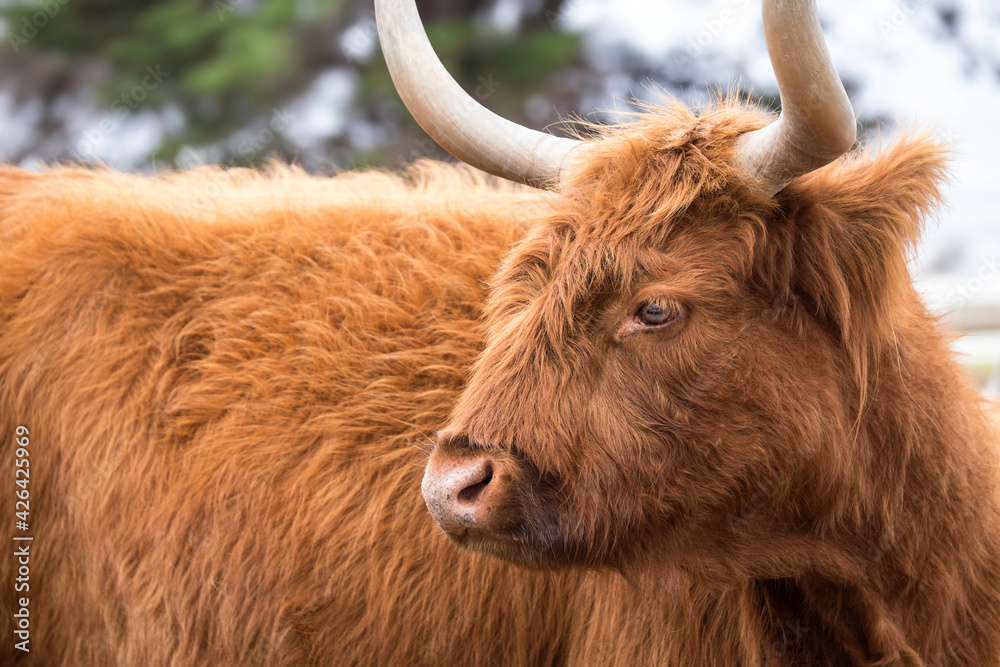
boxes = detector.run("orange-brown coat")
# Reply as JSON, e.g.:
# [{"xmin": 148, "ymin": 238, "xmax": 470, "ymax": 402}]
[{"xmin": 1, "ymin": 104, "xmax": 997, "ymax": 665}]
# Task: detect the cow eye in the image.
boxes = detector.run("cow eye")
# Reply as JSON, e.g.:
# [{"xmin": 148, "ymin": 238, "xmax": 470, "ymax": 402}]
[{"xmin": 637, "ymin": 300, "xmax": 677, "ymax": 327}]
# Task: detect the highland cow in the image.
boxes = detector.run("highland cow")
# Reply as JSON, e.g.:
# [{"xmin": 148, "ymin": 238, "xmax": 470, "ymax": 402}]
[{"xmin": 1, "ymin": 0, "xmax": 999, "ymax": 665}]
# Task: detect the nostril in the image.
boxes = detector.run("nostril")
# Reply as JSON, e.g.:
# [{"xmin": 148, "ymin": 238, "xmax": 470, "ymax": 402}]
[{"xmin": 456, "ymin": 461, "xmax": 493, "ymax": 505}]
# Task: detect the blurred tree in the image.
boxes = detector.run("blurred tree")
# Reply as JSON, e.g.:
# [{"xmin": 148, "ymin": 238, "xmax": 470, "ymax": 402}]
[
  {"xmin": 0, "ymin": 0, "xmax": 581, "ymax": 170},
  {"xmin": 1, "ymin": 0, "xmax": 997, "ymax": 172}
]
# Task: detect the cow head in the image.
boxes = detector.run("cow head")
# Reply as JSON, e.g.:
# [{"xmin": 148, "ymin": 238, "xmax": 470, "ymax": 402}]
[{"xmin": 377, "ymin": 0, "xmax": 946, "ymax": 574}]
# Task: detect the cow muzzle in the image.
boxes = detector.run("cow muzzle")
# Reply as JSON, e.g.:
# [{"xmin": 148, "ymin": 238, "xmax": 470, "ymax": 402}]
[{"xmin": 421, "ymin": 436, "xmax": 518, "ymax": 541}]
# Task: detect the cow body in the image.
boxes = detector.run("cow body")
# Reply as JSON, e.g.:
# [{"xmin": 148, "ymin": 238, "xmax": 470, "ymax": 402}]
[
  {"xmin": 0, "ymin": 164, "xmax": 572, "ymax": 665},
  {"xmin": 0, "ymin": 163, "xmax": 757, "ymax": 665},
  {"xmin": 1, "ymin": 110, "xmax": 999, "ymax": 664}
]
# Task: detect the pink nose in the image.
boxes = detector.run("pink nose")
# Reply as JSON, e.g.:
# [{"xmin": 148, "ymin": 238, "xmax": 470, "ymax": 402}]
[{"xmin": 421, "ymin": 455, "xmax": 498, "ymax": 534}]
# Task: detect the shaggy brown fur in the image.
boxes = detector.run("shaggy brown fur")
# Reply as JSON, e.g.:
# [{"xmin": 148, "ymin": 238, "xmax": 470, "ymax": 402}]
[{"xmin": 1, "ymin": 101, "xmax": 998, "ymax": 665}]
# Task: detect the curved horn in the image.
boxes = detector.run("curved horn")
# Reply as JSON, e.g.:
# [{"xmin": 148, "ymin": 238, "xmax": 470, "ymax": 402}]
[
  {"xmin": 375, "ymin": 0, "xmax": 588, "ymax": 188},
  {"xmin": 735, "ymin": 0, "xmax": 857, "ymax": 197}
]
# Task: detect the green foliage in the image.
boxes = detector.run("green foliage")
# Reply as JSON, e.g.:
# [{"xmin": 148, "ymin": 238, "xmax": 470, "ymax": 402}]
[
  {"xmin": 0, "ymin": 0, "xmax": 576, "ymax": 168},
  {"xmin": 363, "ymin": 19, "xmax": 578, "ymax": 123}
]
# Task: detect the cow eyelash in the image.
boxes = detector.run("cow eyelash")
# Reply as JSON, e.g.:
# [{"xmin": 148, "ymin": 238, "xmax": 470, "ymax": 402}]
[{"xmin": 634, "ymin": 299, "xmax": 681, "ymax": 328}]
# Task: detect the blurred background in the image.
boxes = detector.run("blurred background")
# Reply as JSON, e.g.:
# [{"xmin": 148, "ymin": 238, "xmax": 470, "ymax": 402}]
[{"xmin": 0, "ymin": 0, "xmax": 996, "ymax": 393}]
